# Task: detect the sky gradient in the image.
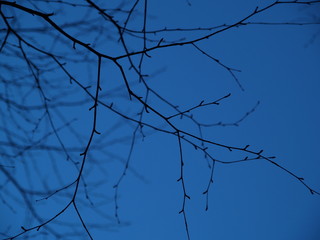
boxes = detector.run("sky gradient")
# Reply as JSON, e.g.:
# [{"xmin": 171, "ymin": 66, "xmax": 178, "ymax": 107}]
[{"xmin": 0, "ymin": 1, "xmax": 320, "ymax": 240}]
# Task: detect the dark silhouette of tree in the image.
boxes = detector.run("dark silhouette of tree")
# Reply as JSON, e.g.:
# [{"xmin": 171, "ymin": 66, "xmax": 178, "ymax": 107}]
[{"xmin": 0, "ymin": 1, "xmax": 319, "ymax": 239}]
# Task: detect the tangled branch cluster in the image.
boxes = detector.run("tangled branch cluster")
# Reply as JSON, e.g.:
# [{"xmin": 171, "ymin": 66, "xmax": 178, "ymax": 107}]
[{"xmin": 0, "ymin": 0, "xmax": 319, "ymax": 239}]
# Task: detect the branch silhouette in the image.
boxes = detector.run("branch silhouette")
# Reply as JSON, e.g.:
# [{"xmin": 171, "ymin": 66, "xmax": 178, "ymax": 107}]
[{"xmin": 0, "ymin": 1, "xmax": 319, "ymax": 239}]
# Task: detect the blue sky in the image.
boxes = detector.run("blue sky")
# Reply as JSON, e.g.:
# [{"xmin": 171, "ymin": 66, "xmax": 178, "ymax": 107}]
[{"xmin": 0, "ymin": 1, "xmax": 320, "ymax": 240}]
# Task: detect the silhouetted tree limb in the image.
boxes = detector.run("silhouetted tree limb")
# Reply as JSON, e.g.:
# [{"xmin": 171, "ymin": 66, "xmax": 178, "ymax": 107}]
[{"xmin": 0, "ymin": 0, "xmax": 319, "ymax": 239}]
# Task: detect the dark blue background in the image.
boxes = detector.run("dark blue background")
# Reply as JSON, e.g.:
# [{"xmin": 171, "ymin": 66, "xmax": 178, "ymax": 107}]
[{"xmin": 0, "ymin": 1, "xmax": 319, "ymax": 239}]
